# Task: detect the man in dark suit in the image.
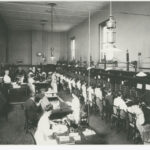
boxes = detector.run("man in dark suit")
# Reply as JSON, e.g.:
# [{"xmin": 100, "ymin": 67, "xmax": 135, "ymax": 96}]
[
  {"xmin": 105, "ymin": 89, "xmax": 114, "ymax": 120},
  {"xmin": 24, "ymin": 92, "xmax": 41, "ymax": 127},
  {"xmin": 0, "ymin": 90, "xmax": 8, "ymax": 120}
]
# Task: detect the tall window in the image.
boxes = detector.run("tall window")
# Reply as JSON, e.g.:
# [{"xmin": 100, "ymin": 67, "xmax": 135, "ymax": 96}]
[
  {"xmin": 100, "ymin": 21, "xmax": 114, "ymax": 61},
  {"xmin": 71, "ymin": 37, "xmax": 75, "ymax": 60}
]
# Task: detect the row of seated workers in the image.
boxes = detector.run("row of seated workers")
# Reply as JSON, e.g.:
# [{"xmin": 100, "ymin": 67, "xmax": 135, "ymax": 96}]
[
  {"xmin": 0, "ymin": 65, "xmax": 150, "ymax": 144},
  {"xmin": 0, "ymin": 66, "xmax": 56, "ymax": 120},
  {"xmin": 55, "ymin": 69, "xmax": 150, "ymax": 144}
]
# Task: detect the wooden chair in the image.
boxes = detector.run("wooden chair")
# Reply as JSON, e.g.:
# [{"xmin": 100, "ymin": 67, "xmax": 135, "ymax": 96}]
[
  {"xmin": 102, "ymin": 98, "xmax": 107, "ymax": 120},
  {"xmin": 142, "ymin": 131, "xmax": 150, "ymax": 144},
  {"xmin": 127, "ymin": 112, "xmax": 138, "ymax": 143},
  {"xmin": 118, "ymin": 109, "xmax": 127, "ymax": 132},
  {"xmin": 91, "ymin": 95, "xmax": 98, "ymax": 114},
  {"xmin": 28, "ymin": 128, "xmax": 37, "ymax": 145},
  {"xmin": 110, "ymin": 105, "xmax": 119, "ymax": 129},
  {"xmin": 24, "ymin": 110, "xmax": 37, "ymax": 134}
]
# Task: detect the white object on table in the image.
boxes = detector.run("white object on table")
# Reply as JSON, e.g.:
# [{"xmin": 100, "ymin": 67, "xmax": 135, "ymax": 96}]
[
  {"xmin": 82, "ymin": 129, "xmax": 96, "ymax": 136},
  {"xmin": 146, "ymin": 84, "xmax": 150, "ymax": 90}
]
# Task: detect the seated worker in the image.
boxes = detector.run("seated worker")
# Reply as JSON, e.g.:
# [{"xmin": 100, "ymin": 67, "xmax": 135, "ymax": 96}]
[
  {"xmin": 15, "ymin": 67, "xmax": 26, "ymax": 83},
  {"xmin": 47, "ymin": 72, "xmax": 52, "ymax": 81},
  {"xmin": 127, "ymin": 102, "xmax": 145, "ymax": 141},
  {"xmin": 34, "ymin": 104, "xmax": 58, "ymax": 145},
  {"xmin": 28, "ymin": 67, "xmax": 33, "ymax": 74},
  {"xmin": 136, "ymin": 102, "xmax": 150, "ymax": 143},
  {"xmin": 32, "ymin": 66, "xmax": 36, "ymax": 76},
  {"xmin": 3, "ymin": 69, "xmax": 11, "ymax": 84},
  {"xmin": 81, "ymin": 81, "xmax": 87, "ymax": 103},
  {"xmin": 24, "ymin": 92, "xmax": 41, "ymax": 127},
  {"xmin": 87, "ymin": 84, "xmax": 94, "ymax": 107},
  {"xmin": 68, "ymin": 77, "xmax": 72, "ymax": 94},
  {"xmin": 37, "ymin": 88, "xmax": 50, "ymax": 112},
  {"xmin": 35, "ymin": 67, "xmax": 42, "ymax": 81},
  {"xmin": 114, "ymin": 91, "xmax": 127, "ymax": 111},
  {"xmin": 80, "ymin": 95, "xmax": 88, "ymax": 118},
  {"xmin": 41, "ymin": 72, "xmax": 47, "ymax": 81},
  {"xmin": 3, "ymin": 69, "xmax": 12, "ymax": 101},
  {"xmin": 71, "ymin": 78, "xmax": 76, "ymax": 93},
  {"xmin": 27, "ymin": 72, "xmax": 35, "ymax": 95},
  {"xmin": 76, "ymin": 79, "xmax": 81, "ymax": 96},
  {"xmin": 67, "ymin": 93, "xmax": 80, "ymax": 125},
  {"xmin": 51, "ymin": 73, "xmax": 58, "ymax": 94},
  {"xmin": 15, "ymin": 66, "xmax": 26, "ymax": 77}
]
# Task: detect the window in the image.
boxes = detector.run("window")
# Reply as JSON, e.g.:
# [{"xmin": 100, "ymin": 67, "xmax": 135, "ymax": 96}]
[
  {"xmin": 71, "ymin": 37, "xmax": 75, "ymax": 60},
  {"xmin": 99, "ymin": 21, "xmax": 114, "ymax": 61}
]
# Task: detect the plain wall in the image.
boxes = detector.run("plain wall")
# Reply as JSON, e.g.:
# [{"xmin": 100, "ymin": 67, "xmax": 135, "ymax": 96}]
[
  {"xmin": 0, "ymin": 16, "xmax": 8, "ymax": 64},
  {"xmin": 67, "ymin": 1, "xmax": 150, "ymax": 68},
  {"xmin": 8, "ymin": 30, "xmax": 31, "ymax": 64},
  {"xmin": 31, "ymin": 31, "xmax": 68, "ymax": 65},
  {"xmin": 8, "ymin": 30, "xmax": 68, "ymax": 65}
]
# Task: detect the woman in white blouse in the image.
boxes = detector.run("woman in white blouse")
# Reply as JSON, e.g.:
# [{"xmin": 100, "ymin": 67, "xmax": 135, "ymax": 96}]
[
  {"xmin": 3, "ymin": 69, "xmax": 11, "ymax": 84},
  {"xmin": 28, "ymin": 73, "xmax": 35, "ymax": 94},
  {"xmin": 34, "ymin": 104, "xmax": 57, "ymax": 145}
]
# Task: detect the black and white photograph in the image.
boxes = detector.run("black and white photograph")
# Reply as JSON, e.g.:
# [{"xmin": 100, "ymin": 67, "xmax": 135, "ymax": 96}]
[{"xmin": 0, "ymin": 0, "xmax": 150, "ymax": 146}]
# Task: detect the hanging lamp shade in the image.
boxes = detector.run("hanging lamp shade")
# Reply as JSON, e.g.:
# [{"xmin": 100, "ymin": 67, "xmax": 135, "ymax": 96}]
[
  {"xmin": 105, "ymin": 68, "xmax": 112, "ymax": 71},
  {"xmin": 136, "ymin": 72, "xmax": 147, "ymax": 77},
  {"xmin": 106, "ymin": 1, "xmax": 116, "ymax": 45},
  {"xmin": 107, "ymin": 29, "xmax": 116, "ymax": 43},
  {"xmin": 37, "ymin": 52, "xmax": 42, "ymax": 57},
  {"xmin": 101, "ymin": 44, "xmax": 123, "ymax": 61},
  {"xmin": 101, "ymin": 44, "xmax": 123, "ymax": 52},
  {"xmin": 107, "ymin": 16, "xmax": 116, "ymax": 29},
  {"xmin": 87, "ymin": 66, "xmax": 95, "ymax": 70},
  {"xmin": 40, "ymin": 19, "xmax": 47, "ymax": 62},
  {"xmin": 48, "ymin": 3, "xmax": 56, "ymax": 60}
]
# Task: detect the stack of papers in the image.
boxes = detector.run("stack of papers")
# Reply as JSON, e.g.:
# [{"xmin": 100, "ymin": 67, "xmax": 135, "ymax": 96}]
[
  {"xmin": 53, "ymin": 124, "xmax": 68, "ymax": 134},
  {"xmin": 50, "ymin": 101, "xmax": 60, "ymax": 109},
  {"xmin": 56, "ymin": 136, "xmax": 75, "ymax": 144},
  {"xmin": 82, "ymin": 129, "xmax": 96, "ymax": 136},
  {"xmin": 12, "ymin": 82, "xmax": 21, "ymax": 89},
  {"xmin": 45, "ymin": 92, "xmax": 57, "ymax": 97},
  {"xmin": 69, "ymin": 133, "xmax": 81, "ymax": 141}
]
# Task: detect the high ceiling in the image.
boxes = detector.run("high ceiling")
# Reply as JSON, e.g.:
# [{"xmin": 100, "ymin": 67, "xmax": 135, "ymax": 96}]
[{"xmin": 0, "ymin": 1, "xmax": 108, "ymax": 32}]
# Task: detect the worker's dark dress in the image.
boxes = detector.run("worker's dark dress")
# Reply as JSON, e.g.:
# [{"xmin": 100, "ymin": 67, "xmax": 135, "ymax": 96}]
[{"xmin": 24, "ymin": 98, "xmax": 39, "ymax": 126}]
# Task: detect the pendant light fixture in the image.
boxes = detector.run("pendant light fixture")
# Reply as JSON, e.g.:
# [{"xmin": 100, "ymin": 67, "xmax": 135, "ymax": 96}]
[
  {"xmin": 48, "ymin": 3, "xmax": 56, "ymax": 59},
  {"xmin": 41, "ymin": 20, "xmax": 47, "ymax": 63},
  {"xmin": 106, "ymin": 0, "xmax": 116, "ymax": 44},
  {"xmin": 101, "ymin": 0, "xmax": 123, "ymax": 61}
]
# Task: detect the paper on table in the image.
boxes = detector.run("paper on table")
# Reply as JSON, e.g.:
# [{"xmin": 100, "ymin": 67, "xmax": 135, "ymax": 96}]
[
  {"xmin": 82, "ymin": 129, "xmax": 96, "ymax": 136},
  {"xmin": 137, "ymin": 83, "xmax": 142, "ymax": 89},
  {"xmin": 146, "ymin": 84, "xmax": 150, "ymax": 90},
  {"xmin": 69, "ymin": 133, "xmax": 81, "ymax": 141}
]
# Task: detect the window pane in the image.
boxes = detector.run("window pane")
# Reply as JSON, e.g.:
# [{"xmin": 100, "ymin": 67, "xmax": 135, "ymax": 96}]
[{"xmin": 71, "ymin": 38, "xmax": 75, "ymax": 60}]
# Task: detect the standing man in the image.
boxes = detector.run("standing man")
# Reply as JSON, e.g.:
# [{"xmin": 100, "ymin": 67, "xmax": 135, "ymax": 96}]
[
  {"xmin": 51, "ymin": 72, "xmax": 58, "ymax": 93},
  {"xmin": 95, "ymin": 85, "xmax": 103, "ymax": 117},
  {"xmin": 105, "ymin": 89, "xmax": 114, "ymax": 120}
]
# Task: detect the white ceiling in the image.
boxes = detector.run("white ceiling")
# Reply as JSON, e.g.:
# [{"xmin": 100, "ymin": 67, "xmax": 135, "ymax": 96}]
[{"xmin": 0, "ymin": 1, "xmax": 108, "ymax": 32}]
